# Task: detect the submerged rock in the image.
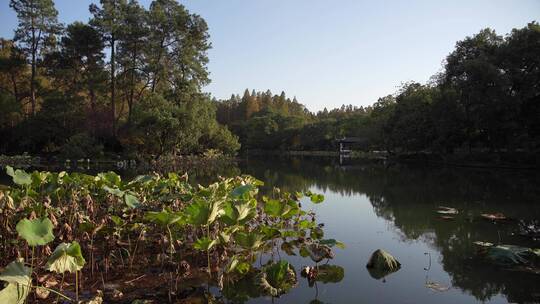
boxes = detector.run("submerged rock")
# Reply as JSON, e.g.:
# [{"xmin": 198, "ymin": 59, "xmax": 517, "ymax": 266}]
[
  {"xmin": 366, "ymin": 249, "xmax": 401, "ymax": 271},
  {"xmin": 366, "ymin": 249, "xmax": 401, "ymax": 280}
]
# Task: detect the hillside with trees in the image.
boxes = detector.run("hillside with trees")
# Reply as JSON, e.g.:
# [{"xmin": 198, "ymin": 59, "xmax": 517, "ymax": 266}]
[{"xmin": 216, "ymin": 23, "xmax": 540, "ymax": 156}]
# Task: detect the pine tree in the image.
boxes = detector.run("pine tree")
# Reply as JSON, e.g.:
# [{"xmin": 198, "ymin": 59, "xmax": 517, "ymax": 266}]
[{"xmin": 10, "ymin": 0, "xmax": 61, "ymax": 115}]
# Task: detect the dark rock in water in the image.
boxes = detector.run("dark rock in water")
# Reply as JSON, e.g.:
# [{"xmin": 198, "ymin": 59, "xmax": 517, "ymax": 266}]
[{"xmin": 366, "ymin": 249, "xmax": 401, "ymax": 280}]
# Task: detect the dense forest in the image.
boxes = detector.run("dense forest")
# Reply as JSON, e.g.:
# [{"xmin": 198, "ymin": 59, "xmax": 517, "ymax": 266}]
[
  {"xmin": 0, "ymin": 0, "xmax": 538, "ymax": 159},
  {"xmin": 216, "ymin": 23, "xmax": 540, "ymax": 154},
  {"xmin": 0, "ymin": 0, "xmax": 240, "ymax": 159}
]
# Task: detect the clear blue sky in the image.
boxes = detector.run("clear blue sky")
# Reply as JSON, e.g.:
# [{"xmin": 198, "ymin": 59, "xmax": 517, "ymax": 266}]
[{"xmin": 1, "ymin": 0, "xmax": 538, "ymax": 111}]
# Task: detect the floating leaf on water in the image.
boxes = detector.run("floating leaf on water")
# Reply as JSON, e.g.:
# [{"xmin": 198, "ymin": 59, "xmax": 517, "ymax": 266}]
[
  {"xmin": 484, "ymin": 244, "xmax": 536, "ymax": 266},
  {"xmin": 480, "ymin": 213, "xmax": 507, "ymax": 221},
  {"xmin": 473, "ymin": 241, "xmax": 494, "ymax": 247},
  {"xmin": 309, "ymin": 193, "xmax": 325, "ymax": 204},
  {"xmin": 425, "ymin": 281, "xmax": 450, "ymax": 292},
  {"xmin": 16, "ymin": 218, "xmax": 55, "ymax": 247},
  {"xmin": 46, "ymin": 241, "xmax": 86, "ymax": 274},
  {"xmin": 0, "ymin": 258, "xmax": 32, "ymax": 304},
  {"xmin": 436, "ymin": 206, "xmax": 458, "ymax": 215}
]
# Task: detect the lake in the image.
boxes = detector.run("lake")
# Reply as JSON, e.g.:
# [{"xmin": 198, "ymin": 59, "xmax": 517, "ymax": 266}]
[
  {"xmin": 1, "ymin": 156, "xmax": 539, "ymax": 303},
  {"xmin": 233, "ymin": 156, "xmax": 540, "ymax": 304}
]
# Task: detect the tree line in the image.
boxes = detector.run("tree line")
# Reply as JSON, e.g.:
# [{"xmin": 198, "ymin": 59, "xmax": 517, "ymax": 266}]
[
  {"xmin": 216, "ymin": 22, "xmax": 540, "ymax": 154},
  {"xmin": 0, "ymin": 0, "xmax": 240, "ymax": 159}
]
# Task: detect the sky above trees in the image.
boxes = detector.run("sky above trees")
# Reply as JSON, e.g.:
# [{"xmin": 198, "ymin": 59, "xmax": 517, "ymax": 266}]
[{"xmin": 1, "ymin": 0, "xmax": 539, "ymax": 111}]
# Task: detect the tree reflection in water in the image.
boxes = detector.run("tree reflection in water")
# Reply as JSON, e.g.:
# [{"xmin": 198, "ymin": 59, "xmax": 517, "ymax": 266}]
[{"xmin": 240, "ymin": 156, "xmax": 540, "ymax": 303}]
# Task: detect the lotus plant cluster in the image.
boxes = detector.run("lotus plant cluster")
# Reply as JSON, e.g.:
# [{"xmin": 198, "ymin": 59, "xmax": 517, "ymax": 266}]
[{"xmin": 0, "ymin": 166, "xmax": 343, "ymax": 303}]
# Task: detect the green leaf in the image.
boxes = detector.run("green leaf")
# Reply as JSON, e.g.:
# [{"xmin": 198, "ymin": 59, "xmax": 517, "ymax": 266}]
[
  {"xmin": 6, "ymin": 166, "xmax": 31, "ymax": 186},
  {"xmin": 320, "ymin": 239, "xmax": 346, "ymax": 249},
  {"xmin": 0, "ymin": 258, "xmax": 31, "ymax": 304},
  {"xmin": 185, "ymin": 200, "xmax": 210, "ymax": 226},
  {"xmin": 264, "ymin": 198, "xmax": 291, "ymax": 218},
  {"xmin": 102, "ymin": 185, "xmax": 124, "ymax": 197},
  {"xmin": 235, "ymin": 231, "xmax": 264, "ymax": 250},
  {"xmin": 193, "ymin": 237, "xmax": 218, "ymax": 251},
  {"xmin": 232, "ymin": 184, "xmax": 254, "ymax": 198},
  {"xmin": 309, "ymin": 193, "xmax": 324, "ymax": 204},
  {"xmin": 259, "ymin": 261, "xmax": 297, "ymax": 297},
  {"xmin": 46, "ymin": 241, "xmax": 86, "ymax": 274},
  {"xmin": 144, "ymin": 210, "xmax": 183, "ymax": 227},
  {"xmin": 124, "ymin": 193, "xmax": 141, "ymax": 209},
  {"xmin": 16, "ymin": 218, "xmax": 55, "ymax": 247},
  {"xmin": 219, "ymin": 201, "xmax": 239, "ymax": 226}
]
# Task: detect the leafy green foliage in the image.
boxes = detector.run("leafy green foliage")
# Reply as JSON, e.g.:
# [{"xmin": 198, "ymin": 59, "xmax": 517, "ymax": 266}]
[
  {"xmin": 46, "ymin": 241, "xmax": 86, "ymax": 274},
  {"xmin": 6, "ymin": 166, "xmax": 31, "ymax": 186},
  {"xmin": 1, "ymin": 167, "xmax": 341, "ymax": 302},
  {"xmin": 0, "ymin": 258, "xmax": 32, "ymax": 304},
  {"xmin": 16, "ymin": 218, "xmax": 54, "ymax": 247}
]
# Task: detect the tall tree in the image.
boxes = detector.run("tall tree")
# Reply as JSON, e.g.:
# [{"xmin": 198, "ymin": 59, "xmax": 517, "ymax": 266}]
[
  {"xmin": 117, "ymin": 0, "xmax": 147, "ymax": 123},
  {"xmin": 10, "ymin": 0, "xmax": 61, "ymax": 115},
  {"xmin": 90, "ymin": 0, "xmax": 126, "ymax": 136}
]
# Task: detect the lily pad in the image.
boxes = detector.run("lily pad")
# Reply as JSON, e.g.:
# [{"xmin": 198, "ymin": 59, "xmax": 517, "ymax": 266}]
[
  {"xmin": 16, "ymin": 218, "xmax": 55, "ymax": 247},
  {"xmin": 46, "ymin": 241, "xmax": 86, "ymax": 274}
]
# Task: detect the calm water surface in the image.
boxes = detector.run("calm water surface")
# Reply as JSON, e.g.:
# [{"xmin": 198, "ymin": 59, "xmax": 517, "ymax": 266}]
[
  {"xmin": 2, "ymin": 157, "xmax": 539, "ymax": 303},
  {"xmin": 234, "ymin": 157, "xmax": 540, "ymax": 304}
]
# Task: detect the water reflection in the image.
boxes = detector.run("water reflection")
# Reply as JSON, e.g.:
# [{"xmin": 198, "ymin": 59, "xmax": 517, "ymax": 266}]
[{"xmin": 240, "ymin": 156, "xmax": 540, "ymax": 303}]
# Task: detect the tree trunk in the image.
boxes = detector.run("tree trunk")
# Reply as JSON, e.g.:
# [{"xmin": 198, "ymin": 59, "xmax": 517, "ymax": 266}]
[{"xmin": 111, "ymin": 35, "xmax": 117, "ymax": 137}]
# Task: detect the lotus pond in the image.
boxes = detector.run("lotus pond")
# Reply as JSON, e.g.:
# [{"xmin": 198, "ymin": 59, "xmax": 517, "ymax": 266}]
[{"xmin": 1, "ymin": 156, "xmax": 540, "ymax": 303}]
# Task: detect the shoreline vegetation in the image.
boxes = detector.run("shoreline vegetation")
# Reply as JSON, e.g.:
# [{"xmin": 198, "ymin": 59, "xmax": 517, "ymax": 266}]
[
  {"xmin": 1, "ymin": 0, "xmax": 538, "ymax": 165},
  {"xmin": 1, "ymin": 150, "xmax": 538, "ymax": 173}
]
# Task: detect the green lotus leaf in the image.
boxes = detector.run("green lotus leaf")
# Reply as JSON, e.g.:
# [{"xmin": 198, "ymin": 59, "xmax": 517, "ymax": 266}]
[
  {"xmin": 0, "ymin": 258, "xmax": 32, "ymax": 304},
  {"xmin": 6, "ymin": 166, "xmax": 31, "ymax": 186},
  {"xmin": 102, "ymin": 185, "xmax": 125, "ymax": 197},
  {"xmin": 193, "ymin": 237, "xmax": 218, "ymax": 251},
  {"xmin": 124, "ymin": 193, "xmax": 141, "ymax": 209},
  {"xmin": 219, "ymin": 201, "xmax": 239, "ymax": 226},
  {"xmin": 235, "ymin": 231, "xmax": 264, "ymax": 250},
  {"xmin": 16, "ymin": 218, "xmax": 55, "ymax": 247},
  {"xmin": 235, "ymin": 200, "xmax": 256, "ymax": 223},
  {"xmin": 258, "ymin": 261, "xmax": 297, "ymax": 297},
  {"xmin": 264, "ymin": 198, "xmax": 291, "ymax": 218},
  {"xmin": 320, "ymin": 239, "xmax": 346, "ymax": 249},
  {"xmin": 144, "ymin": 210, "xmax": 183, "ymax": 227},
  {"xmin": 232, "ymin": 184, "xmax": 255, "ymax": 198},
  {"xmin": 309, "ymin": 193, "xmax": 325, "ymax": 204},
  {"xmin": 46, "ymin": 241, "xmax": 86, "ymax": 274},
  {"xmin": 186, "ymin": 199, "xmax": 223, "ymax": 226}
]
